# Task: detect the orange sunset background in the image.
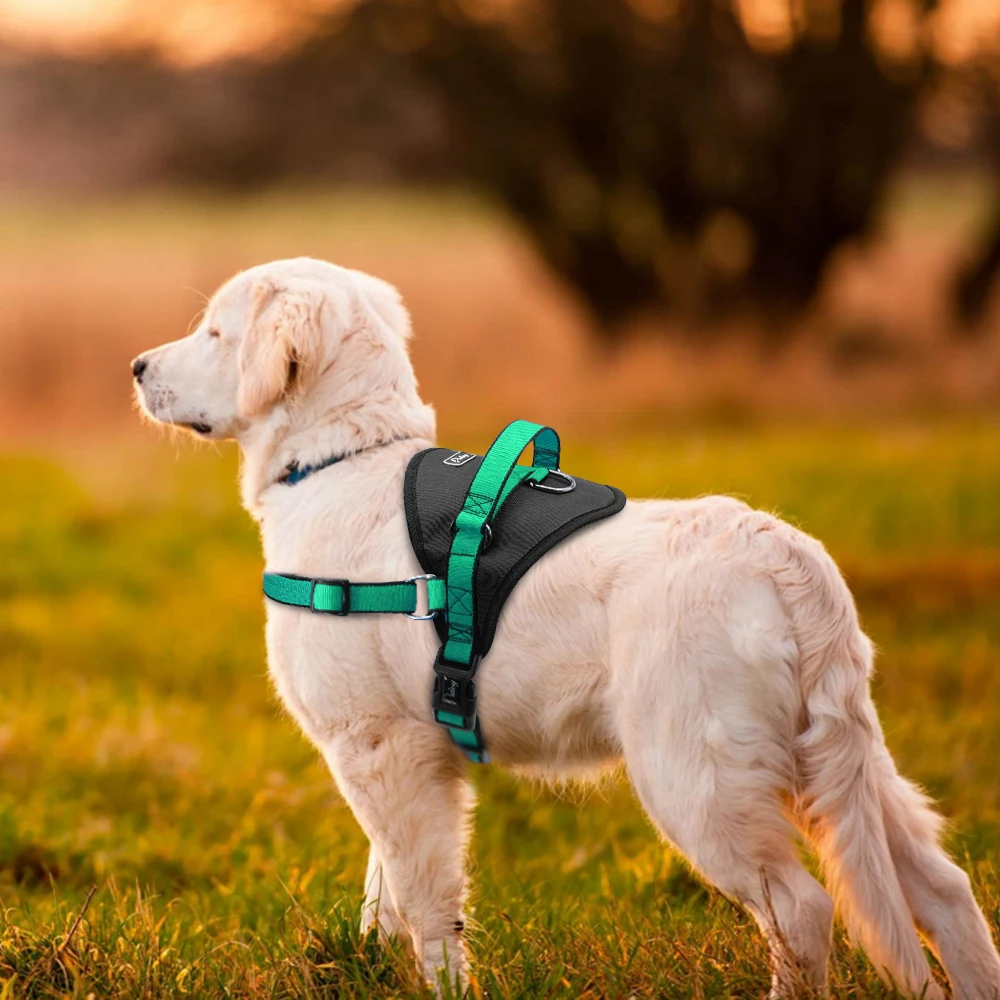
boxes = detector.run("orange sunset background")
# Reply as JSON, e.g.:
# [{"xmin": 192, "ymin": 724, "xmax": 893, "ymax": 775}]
[
  {"xmin": 2, "ymin": 0, "xmax": 999, "ymax": 62},
  {"xmin": 2, "ymin": 0, "xmax": 1000, "ymax": 444}
]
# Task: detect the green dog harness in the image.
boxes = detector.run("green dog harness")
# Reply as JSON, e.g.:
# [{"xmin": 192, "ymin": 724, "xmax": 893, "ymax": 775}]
[{"xmin": 263, "ymin": 420, "xmax": 625, "ymax": 763}]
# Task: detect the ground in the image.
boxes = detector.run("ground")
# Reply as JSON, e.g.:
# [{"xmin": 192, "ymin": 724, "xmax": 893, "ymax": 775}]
[{"xmin": 1, "ymin": 421, "xmax": 998, "ymax": 998}]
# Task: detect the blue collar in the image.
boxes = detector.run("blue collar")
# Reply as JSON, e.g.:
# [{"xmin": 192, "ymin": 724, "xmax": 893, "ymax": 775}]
[
  {"xmin": 278, "ymin": 438, "xmax": 411, "ymax": 487},
  {"xmin": 279, "ymin": 453, "xmax": 345, "ymax": 486}
]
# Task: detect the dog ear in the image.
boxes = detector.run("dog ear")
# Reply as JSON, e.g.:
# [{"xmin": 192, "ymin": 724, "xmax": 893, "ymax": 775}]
[
  {"xmin": 238, "ymin": 279, "xmax": 324, "ymax": 417},
  {"xmin": 352, "ymin": 271, "xmax": 412, "ymax": 341}
]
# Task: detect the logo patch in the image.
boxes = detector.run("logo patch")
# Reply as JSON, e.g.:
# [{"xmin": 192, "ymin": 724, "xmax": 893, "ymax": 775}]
[
  {"xmin": 442, "ymin": 677, "xmax": 461, "ymax": 706},
  {"xmin": 443, "ymin": 451, "xmax": 476, "ymax": 467}
]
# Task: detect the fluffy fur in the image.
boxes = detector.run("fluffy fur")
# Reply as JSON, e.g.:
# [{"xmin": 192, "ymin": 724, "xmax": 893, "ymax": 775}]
[{"xmin": 134, "ymin": 257, "xmax": 1000, "ymax": 998}]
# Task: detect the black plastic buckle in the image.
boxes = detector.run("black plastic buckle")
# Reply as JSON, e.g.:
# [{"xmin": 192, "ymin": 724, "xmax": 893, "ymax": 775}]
[
  {"xmin": 309, "ymin": 578, "xmax": 350, "ymax": 616},
  {"xmin": 432, "ymin": 647, "xmax": 482, "ymax": 731}
]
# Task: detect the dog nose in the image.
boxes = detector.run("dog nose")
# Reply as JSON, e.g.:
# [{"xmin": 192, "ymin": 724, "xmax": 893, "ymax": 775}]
[{"xmin": 132, "ymin": 356, "xmax": 149, "ymax": 381}]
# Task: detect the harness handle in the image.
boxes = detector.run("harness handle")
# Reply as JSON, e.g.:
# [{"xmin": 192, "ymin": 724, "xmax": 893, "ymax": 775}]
[{"xmin": 435, "ymin": 421, "xmax": 561, "ymax": 762}]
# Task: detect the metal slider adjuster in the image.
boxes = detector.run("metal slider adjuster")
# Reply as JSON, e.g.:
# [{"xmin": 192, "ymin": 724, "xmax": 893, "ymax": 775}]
[
  {"xmin": 527, "ymin": 469, "xmax": 576, "ymax": 493},
  {"xmin": 405, "ymin": 574, "xmax": 439, "ymax": 621},
  {"xmin": 309, "ymin": 578, "xmax": 350, "ymax": 616}
]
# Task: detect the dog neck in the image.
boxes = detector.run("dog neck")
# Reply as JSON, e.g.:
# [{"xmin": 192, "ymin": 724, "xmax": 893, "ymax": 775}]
[
  {"xmin": 235, "ymin": 288, "xmax": 436, "ymax": 519},
  {"xmin": 237, "ymin": 391, "xmax": 436, "ymax": 519}
]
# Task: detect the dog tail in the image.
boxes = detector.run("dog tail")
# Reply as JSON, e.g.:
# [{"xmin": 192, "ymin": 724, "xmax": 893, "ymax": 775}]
[{"xmin": 768, "ymin": 528, "xmax": 942, "ymax": 997}]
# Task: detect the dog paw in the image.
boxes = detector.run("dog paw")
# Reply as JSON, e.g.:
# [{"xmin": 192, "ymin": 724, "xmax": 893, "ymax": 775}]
[{"xmin": 422, "ymin": 936, "xmax": 469, "ymax": 996}]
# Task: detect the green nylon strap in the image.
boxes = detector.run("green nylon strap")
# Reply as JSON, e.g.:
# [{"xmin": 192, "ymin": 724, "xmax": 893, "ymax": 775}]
[
  {"xmin": 437, "ymin": 421, "xmax": 561, "ymax": 764},
  {"xmin": 439, "ymin": 714, "xmax": 489, "ymax": 762},
  {"xmin": 443, "ymin": 421, "xmax": 560, "ymax": 667},
  {"xmin": 263, "ymin": 573, "xmax": 447, "ymax": 615},
  {"xmin": 498, "ymin": 464, "xmax": 549, "ymax": 509}
]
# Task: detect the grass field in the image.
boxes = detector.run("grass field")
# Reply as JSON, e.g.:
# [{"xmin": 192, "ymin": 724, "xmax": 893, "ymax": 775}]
[{"xmin": 1, "ymin": 420, "xmax": 999, "ymax": 998}]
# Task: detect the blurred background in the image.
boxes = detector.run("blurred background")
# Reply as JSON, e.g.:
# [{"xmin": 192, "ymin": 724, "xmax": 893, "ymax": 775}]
[
  {"xmin": 1, "ymin": 2, "xmax": 1000, "ymax": 996},
  {"xmin": 2, "ymin": 0, "xmax": 1000, "ymax": 436}
]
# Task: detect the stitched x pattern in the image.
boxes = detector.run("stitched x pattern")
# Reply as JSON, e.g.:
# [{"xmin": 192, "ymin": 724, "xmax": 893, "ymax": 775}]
[
  {"xmin": 448, "ymin": 586, "xmax": 473, "ymax": 617},
  {"xmin": 462, "ymin": 490, "xmax": 494, "ymax": 521},
  {"xmin": 447, "ymin": 586, "xmax": 475, "ymax": 648}
]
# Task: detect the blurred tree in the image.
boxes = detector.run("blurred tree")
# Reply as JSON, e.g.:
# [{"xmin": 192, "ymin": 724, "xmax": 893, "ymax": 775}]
[
  {"xmin": 20, "ymin": 0, "xmax": 987, "ymax": 339},
  {"xmin": 331, "ymin": 0, "xmax": 936, "ymax": 334},
  {"xmin": 953, "ymin": 60, "xmax": 1000, "ymax": 331},
  {"xmin": 957, "ymin": 211, "xmax": 1000, "ymax": 328},
  {"xmin": 164, "ymin": 42, "xmax": 455, "ymax": 187}
]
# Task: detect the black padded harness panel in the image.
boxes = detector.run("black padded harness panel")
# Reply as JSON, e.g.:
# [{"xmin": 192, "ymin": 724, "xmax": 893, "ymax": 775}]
[{"xmin": 404, "ymin": 448, "xmax": 626, "ymax": 656}]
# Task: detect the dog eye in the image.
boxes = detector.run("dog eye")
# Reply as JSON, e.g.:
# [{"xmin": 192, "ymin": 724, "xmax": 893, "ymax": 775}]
[{"xmin": 208, "ymin": 328, "xmax": 221, "ymax": 339}]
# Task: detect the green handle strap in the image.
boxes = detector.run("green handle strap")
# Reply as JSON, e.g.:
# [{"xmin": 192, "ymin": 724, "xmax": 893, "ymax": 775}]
[
  {"xmin": 444, "ymin": 420, "xmax": 560, "ymax": 664},
  {"xmin": 436, "ymin": 420, "xmax": 561, "ymax": 762}
]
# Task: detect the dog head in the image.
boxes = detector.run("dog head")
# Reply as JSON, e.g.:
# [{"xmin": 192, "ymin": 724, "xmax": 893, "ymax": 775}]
[{"xmin": 132, "ymin": 257, "xmax": 417, "ymax": 442}]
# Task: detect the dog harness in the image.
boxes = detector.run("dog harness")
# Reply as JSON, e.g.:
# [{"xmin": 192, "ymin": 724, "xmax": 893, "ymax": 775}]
[{"xmin": 263, "ymin": 420, "xmax": 626, "ymax": 763}]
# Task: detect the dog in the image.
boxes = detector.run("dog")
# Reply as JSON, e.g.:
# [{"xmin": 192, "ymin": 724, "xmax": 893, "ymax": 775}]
[{"xmin": 133, "ymin": 256, "xmax": 1000, "ymax": 998}]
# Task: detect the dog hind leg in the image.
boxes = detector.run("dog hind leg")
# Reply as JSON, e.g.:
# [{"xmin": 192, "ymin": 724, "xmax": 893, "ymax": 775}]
[
  {"xmin": 624, "ymin": 719, "xmax": 834, "ymax": 997},
  {"xmin": 615, "ymin": 566, "xmax": 834, "ymax": 996}
]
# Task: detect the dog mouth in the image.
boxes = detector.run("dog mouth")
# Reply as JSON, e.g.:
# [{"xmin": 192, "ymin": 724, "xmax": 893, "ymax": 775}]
[{"xmin": 134, "ymin": 383, "xmax": 213, "ymax": 436}]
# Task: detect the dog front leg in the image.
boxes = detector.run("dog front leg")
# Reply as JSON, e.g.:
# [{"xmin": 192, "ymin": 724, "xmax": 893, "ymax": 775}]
[
  {"xmin": 361, "ymin": 843, "xmax": 405, "ymax": 938},
  {"xmin": 325, "ymin": 717, "xmax": 473, "ymax": 994}
]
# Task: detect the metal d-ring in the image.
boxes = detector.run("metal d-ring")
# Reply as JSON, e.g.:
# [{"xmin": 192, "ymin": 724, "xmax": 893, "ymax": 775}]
[
  {"xmin": 450, "ymin": 520, "xmax": 494, "ymax": 548},
  {"xmin": 527, "ymin": 469, "xmax": 577, "ymax": 494},
  {"xmin": 405, "ymin": 574, "xmax": 439, "ymax": 620}
]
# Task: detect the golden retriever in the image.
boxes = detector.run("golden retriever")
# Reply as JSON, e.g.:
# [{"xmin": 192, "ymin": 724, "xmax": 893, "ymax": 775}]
[{"xmin": 133, "ymin": 257, "xmax": 1000, "ymax": 998}]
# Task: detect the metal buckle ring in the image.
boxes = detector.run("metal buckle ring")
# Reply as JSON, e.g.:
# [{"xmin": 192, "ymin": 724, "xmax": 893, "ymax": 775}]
[
  {"xmin": 405, "ymin": 574, "xmax": 439, "ymax": 621},
  {"xmin": 527, "ymin": 469, "xmax": 577, "ymax": 494}
]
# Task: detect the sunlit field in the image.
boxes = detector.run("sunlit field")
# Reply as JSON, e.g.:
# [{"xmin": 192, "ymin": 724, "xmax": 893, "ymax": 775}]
[
  {"xmin": 1, "ymin": 182, "xmax": 999, "ymax": 995},
  {"xmin": 1, "ymin": 177, "xmax": 999, "ymax": 450},
  {"xmin": 1, "ymin": 420, "xmax": 999, "ymax": 997}
]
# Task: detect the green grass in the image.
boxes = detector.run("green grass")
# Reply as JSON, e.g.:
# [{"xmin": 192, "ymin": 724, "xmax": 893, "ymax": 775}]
[{"xmin": 1, "ymin": 420, "xmax": 999, "ymax": 998}]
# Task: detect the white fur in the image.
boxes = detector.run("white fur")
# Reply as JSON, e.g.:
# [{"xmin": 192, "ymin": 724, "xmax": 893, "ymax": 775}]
[{"xmin": 135, "ymin": 257, "xmax": 1000, "ymax": 998}]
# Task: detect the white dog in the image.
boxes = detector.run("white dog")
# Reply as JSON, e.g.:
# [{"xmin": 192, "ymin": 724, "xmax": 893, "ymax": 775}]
[{"xmin": 134, "ymin": 257, "xmax": 1000, "ymax": 998}]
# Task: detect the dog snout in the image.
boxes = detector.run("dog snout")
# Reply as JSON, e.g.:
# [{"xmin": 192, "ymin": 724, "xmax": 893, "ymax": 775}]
[{"xmin": 132, "ymin": 356, "xmax": 149, "ymax": 382}]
